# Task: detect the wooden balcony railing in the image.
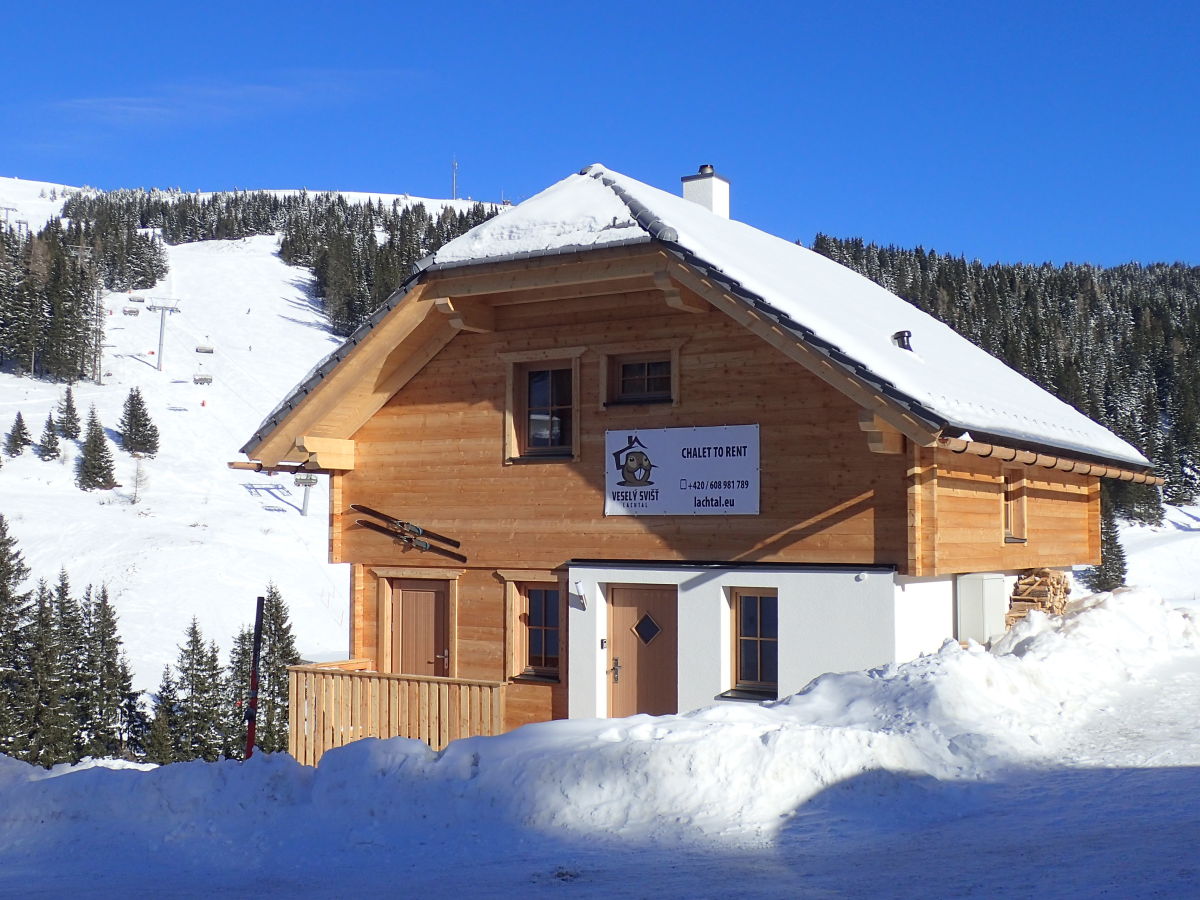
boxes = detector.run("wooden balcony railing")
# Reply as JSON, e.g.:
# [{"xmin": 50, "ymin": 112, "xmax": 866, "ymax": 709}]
[{"xmin": 288, "ymin": 663, "xmax": 505, "ymax": 766}]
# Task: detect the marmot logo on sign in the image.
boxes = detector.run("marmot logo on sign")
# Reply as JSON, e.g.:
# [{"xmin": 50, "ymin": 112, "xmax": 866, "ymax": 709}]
[{"xmin": 613, "ymin": 435, "xmax": 654, "ymax": 486}]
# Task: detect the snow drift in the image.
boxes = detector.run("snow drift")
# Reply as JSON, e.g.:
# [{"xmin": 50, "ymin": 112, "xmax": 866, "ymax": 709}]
[{"xmin": 0, "ymin": 589, "xmax": 1195, "ymax": 857}]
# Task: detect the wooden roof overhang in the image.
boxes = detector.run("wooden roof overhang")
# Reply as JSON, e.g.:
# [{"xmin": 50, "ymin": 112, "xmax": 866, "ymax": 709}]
[
  {"xmin": 237, "ymin": 237, "xmax": 1162, "ymax": 486},
  {"xmin": 237, "ymin": 243, "xmax": 681, "ymax": 469}
]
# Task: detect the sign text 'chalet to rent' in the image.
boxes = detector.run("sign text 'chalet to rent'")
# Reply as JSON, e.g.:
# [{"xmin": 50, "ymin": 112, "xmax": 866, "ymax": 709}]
[{"xmin": 604, "ymin": 425, "xmax": 760, "ymax": 516}]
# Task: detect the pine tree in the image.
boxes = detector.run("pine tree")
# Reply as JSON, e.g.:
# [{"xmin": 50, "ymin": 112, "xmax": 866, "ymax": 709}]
[
  {"xmin": 145, "ymin": 667, "xmax": 179, "ymax": 765},
  {"xmin": 1080, "ymin": 501, "xmax": 1128, "ymax": 592},
  {"xmin": 225, "ymin": 625, "xmax": 254, "ymax": 758},
  {"xmin": 16, "ymin": 580, "xmax": 75, "ymax": 766},
  {"xmin": 117, "ymin": 659, "xmax": 148, "ymax": 759},
  {"xmin": 0, "ymin": 515, "xmax": 33, "ymax": 755},
  {"xmin": 4, "ymin": 411, "xmax": 31, "ymax": 457},
  {"xmin": 259, "ymin": 584, "xmax": 299, "ymax": 753},
  {"xmin": 174, "ymin": 619, "xmax": 225, "ymax": 761},
  {"xmin": 36, "ymin": 412, "xmax": 60, "ymax": 461},
  {"xmin": 84, "ymin": 585, "xmax": 137, "ymax": 758},
  {"xmin": 52, "ymin": 569, "xmax": 88, "ymax": 759},
  {"xmin": 117, "ymin": 387, "xmax": 159, "ymax": 456},
  {"xmin": 57, "ymin": 387, "xmax": 80, "ymax": 440},
  {"xmin": 76, "ymin": 405, "xmax": 117, "ymax": 490}
]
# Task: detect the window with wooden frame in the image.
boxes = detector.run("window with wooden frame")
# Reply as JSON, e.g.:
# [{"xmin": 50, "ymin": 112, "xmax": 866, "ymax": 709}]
[
  {"xmin": 1003, "ymin": 468, "xmax": 1028, "ymax": 543},
  {"xmin": 500, "ymin": 570, "xmax": 563, "ymax": 681},
  {"xmin": 597, "ymin": 339, "xmax": 685, "ymax": 409},
  {"xmin": 500, "ymin": 348, "xmax": 584, "ymax": 462},
  {"xmin": 732, "ymin": 589, "xmax": 778, "ymax": 698},
  {"xmin": 610, "ymin": 353, "xmax": 672, "ymax": 404}
]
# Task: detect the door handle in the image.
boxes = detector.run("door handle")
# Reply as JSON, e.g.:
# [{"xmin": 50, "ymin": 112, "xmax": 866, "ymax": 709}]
[{"xmin": 610, "ymin": 656, "xmax": 621, "ymax": 684}]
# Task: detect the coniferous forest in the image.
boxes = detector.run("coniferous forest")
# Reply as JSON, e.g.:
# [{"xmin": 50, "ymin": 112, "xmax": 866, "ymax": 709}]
[
  {"xmin": 810, "ymin": 235, "xmax": 1200, "ymax": 522},
  {"xmin": 0, "ymin": 513, "xmax": 298, "ymax": 767},
  {"xmin": 60, "ymin": 189, "xmax": 496, "ymax": 334},
  {"xmin": 0, "ymin": 189, "xmax": 493, "ymax": 387}
]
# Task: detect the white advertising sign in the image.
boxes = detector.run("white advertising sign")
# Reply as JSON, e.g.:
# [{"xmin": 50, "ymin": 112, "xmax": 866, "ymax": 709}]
[{"xmin": 604, "ymin": 425, "xmax": 760, "ymax": 516}]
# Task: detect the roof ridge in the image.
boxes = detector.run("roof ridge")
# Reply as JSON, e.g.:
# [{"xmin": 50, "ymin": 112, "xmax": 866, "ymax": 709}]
[{"xmin": 584, "ymin": 166, "xmax": 679, "ymax": 243}]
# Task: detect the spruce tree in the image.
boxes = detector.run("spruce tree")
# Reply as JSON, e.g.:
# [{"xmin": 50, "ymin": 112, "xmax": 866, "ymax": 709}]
[
  {"xmin": 259, "ymin": 584, "xmax": 299, "ymax": 753},
  {"xmin": 84, "ymin": 585, "xmax": 135, "ymax": 758},
  {"xmin": 145, "ymin": 667, "xmax": 179, "ymax": 765},
  {"xmin": 0, "ymin": 515, "xmax": 33, "ymax": 755},
  {"xmin": 4, "ymin": 411, "xmax": 31, "ymax": 457},
  {"xmin": 117, "ymin": 659, "xmax": 147, "ymax": 760},
  {"xmin": 16, "ymin": 580, "xmax": 75, "ymax": 766},
  {"xmin": 1080, "ymin": 502, "xmax": 1128, "ymax": 592},
  {"xmin": 76, "ymin": 405, "xmax": 117, "ymax": 491},
  {"xmin": 52, "ymin": 569, "xmax": 88, "ymax": 759},
  {"xmin": 225, "ymin": 625, "xmax": 254, "ymax": 758},
  {"xmin": 36, "ymin": 412, "xmax": 60, "ymax": 461},
  {"xmin": 57, "ymin": 387, "xmax": 80, "ymax": 440},
  {"xmin": 174, "ymin": 619, "xmax": 225, "ymax": 761},
  {"xmin": 117, "ymin": 387, "xmax": 159, "ymax": 456}
]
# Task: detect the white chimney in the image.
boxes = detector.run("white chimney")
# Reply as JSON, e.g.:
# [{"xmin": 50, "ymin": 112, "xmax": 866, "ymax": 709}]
[{"xmin": 681, "ymin": 164, "xmax": 730, "ymax": 218}]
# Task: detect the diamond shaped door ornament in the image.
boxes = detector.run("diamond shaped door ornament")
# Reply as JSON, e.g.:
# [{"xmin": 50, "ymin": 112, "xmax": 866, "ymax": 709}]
[{"xmin": 632, "ymin": 613, "xmax": 662, "ymax": 645}]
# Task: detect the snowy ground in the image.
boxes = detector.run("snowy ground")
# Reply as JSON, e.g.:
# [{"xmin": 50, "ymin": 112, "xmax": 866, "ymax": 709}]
[
  {"xmin": 4, "ymin": 175, "xmax": 1200, "ymax": 897},
  {"xmin": 0, "ymin": 588, "xmax": 1197, "ymax": 897}
]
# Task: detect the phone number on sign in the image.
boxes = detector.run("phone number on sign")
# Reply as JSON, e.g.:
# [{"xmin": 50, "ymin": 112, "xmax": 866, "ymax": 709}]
[{"xmin": 681, "ymin": 479, "xmax": 751, "ymax": 491}]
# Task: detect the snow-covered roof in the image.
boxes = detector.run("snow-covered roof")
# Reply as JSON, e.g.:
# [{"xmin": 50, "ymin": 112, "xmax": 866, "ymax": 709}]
[{"xmin": 426, "ymin": 164, "xmax": 1148, "ymax": 468}]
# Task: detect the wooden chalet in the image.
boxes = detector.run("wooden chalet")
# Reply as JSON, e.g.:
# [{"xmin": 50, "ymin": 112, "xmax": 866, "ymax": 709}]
[{"xmin": 237, "ymin": 164, "xmax": 1161, "ymax": 765}]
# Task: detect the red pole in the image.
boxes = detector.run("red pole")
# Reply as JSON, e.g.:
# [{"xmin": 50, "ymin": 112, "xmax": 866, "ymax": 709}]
[{"xmin": 244, "ymin": 595, "xmax": 265, "ymax": 759}]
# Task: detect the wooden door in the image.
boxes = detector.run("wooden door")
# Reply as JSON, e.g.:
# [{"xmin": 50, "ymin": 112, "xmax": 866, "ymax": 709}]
[
  {"xmin": 608, "ymin": 586, "xmax": 677, "ymax": 717},
  {"xmin": 393, "ymin": 580, "xmax": 450, "ymax": 677}
]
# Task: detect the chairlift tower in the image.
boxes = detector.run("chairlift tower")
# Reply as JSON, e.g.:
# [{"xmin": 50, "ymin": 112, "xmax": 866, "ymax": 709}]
[
  {"xmin": 145, "ymin": 298, "xmax": 182, "ymax": 372},
  {"xmin": 294, "ymin": 472, "xmax": 319, "ymax": 517}
]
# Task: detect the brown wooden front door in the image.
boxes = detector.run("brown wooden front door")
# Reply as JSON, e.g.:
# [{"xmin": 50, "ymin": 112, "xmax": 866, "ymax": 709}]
[
  {"xmin": 393, "ymin": 580, "xmax": 450, "ymax": 677},
  {"xmin": 608, "ymin": 586, "xmax": 678, "ymax": 717}
]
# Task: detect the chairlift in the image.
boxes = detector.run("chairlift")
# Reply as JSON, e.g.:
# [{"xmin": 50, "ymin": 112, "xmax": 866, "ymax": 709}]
[
  {"xmin": 129, "ymin": 295, "xmax": 146, "ymax": 303},
  {"xmin": 192, "ymin": 373, "xmax": 213, "ymax": 385},
  {"xmin": 122, "ymin": 307, "xmax": 141, "ymax": 316},
  {"xmin": 293, "ymin": 473, "xmax": 319, "ymax": 488},
  {"xmin": 195, "ymin": 345, "xmax": 214, "ymax": 354}
]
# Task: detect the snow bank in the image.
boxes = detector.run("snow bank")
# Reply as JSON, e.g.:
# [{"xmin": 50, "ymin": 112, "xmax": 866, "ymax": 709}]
[{"xmin": 1, "ymin": 589, "xmax": 1195, "ymax": 860}]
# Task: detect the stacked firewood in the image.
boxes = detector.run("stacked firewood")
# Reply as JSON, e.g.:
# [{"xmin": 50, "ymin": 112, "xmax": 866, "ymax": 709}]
[{"xmin": 1005, "ymin": 568, "xmax": 1071, "ymax": 628}]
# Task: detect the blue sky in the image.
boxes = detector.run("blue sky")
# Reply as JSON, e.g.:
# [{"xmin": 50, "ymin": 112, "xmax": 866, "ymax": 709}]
[{"xmin": 3, "ymin": 0, "xmax": 1196, "ymax": 265}]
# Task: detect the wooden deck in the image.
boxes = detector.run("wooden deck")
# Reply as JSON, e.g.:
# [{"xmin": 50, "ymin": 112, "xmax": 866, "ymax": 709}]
[{"xmin": 288, "ymin": 663, "xmax": 505, "ymax": 766}]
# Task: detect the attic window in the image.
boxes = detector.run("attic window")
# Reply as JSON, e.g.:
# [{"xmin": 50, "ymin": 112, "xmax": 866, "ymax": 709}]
[
  {"xmin": 610, "ymin": 354, "xmax": 672, "ymax": 404},
  {"xmin": 892, "ymin": 330, "xmax": 913, "ymax": 351}
]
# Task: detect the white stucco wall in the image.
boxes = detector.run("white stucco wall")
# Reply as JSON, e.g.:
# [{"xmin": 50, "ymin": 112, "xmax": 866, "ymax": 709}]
[
  {"xmin": 566, "ymin": 563, "xmax": 898, "ymax": 719},
  {"xmin": 892, "ymin": 575, "xmax": 956, "ymax": 661}
]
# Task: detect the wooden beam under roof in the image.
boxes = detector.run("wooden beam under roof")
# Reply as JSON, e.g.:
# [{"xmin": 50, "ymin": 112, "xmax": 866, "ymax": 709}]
[
  {"xmin": 424, "ymin": 245, "xmax": 669, "ymax": 299},
  {"xmin": 433, "ymin": 297, "xmax": 495, "ymax": 333}
]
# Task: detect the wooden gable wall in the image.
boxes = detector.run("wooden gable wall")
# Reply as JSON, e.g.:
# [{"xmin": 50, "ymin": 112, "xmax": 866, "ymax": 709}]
[
  {"xmin": 312, "ymin": 257, "xmax": 1101, "ymax": 727},
  {"xmin": 333, "ymin": 279, "xmax": 912, "ymax": 682}
]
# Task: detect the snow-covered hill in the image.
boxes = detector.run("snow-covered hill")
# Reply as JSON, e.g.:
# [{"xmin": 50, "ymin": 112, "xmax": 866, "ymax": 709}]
[
  {"xmin": 5, "ymin": 174, "xmax": 1200, "ymax": 897},
  {"xmin": 0, "ymin": 175, "xmax": 482, "ymax": 692}
]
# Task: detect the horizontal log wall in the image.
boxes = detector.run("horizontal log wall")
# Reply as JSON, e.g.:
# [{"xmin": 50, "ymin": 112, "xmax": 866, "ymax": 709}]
[
  {"xmin": 341, "ymin": 288, "xmax": 910, "ymax": 573},
  {"xmin": 931, "ymin": 448, "xmax": 1098, "ymax": 573},
  {"xmin": 339, "ymin": 287, "xmax": 912, "ymax": 679},
  {"xmin": 288, "ymin": 665, "xmax": 504, "ymax": 766}
]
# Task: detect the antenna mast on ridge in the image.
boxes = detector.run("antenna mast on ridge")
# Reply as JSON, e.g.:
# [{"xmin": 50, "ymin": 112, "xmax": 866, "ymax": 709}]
[{"xmin": 452, "ymin": 157, "xmax": 458, "ymax": 200}]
